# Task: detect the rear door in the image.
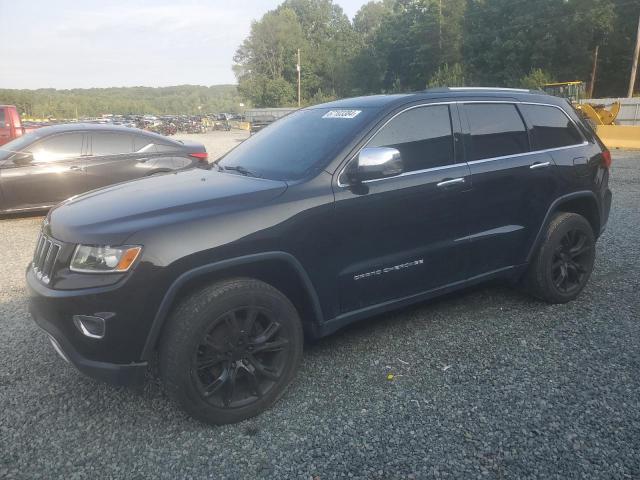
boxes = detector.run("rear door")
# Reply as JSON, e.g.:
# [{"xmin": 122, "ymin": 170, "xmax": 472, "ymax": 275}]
[
  {"xmin": 518, "ymin": 103, "xmax": 591, "ymax": 187},
  {"xmin": 332, "ymin": 103, "xmax": 472, "ymax": 313},
  {"xmin": 0, "ymin": 132, "xmax": 86, "ymax": 211},
  {"xmin": 461, "ymin": 102, "xmax": 562, "ymax": 276},
  {"xmin": 84, "ymin": 131, "xmax": 136, "ymax": 189}
]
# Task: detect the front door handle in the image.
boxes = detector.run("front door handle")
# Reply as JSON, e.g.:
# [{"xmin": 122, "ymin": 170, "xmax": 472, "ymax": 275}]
[
  {"xmin": 530, "ymin": 161, "xmax": 550, "ymax": 170},
  {"xmin": 437, "ymin": 177, "xmax": 465, "ymax": 188},
  {"xmin": 69, "ymin": 165, "xmax": 83, "ymax": 171}
]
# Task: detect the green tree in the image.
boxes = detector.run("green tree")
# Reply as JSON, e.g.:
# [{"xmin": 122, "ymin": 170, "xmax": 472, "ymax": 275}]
[
  {"xmin": 519, "ymin": 68, "xmax": 555, "ymax": 89},
  {"xmin": 427, "ymin": 63, "xmax": 466, "ymax": 88}
]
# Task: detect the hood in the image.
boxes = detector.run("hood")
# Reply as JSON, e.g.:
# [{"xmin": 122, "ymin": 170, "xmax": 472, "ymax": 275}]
[{"xmin": 49, "ymin": 168, "xmax": 287, "ymax": 244}]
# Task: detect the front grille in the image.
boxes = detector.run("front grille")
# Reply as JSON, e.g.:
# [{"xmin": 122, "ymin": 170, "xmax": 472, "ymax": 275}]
[{"xmin": 32, "ymin": 232, "xmax": 61, "ymax": 284}]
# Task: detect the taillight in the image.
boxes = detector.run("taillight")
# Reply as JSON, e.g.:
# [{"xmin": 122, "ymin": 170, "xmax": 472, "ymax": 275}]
[
  {"xmin": 190, "ymin": 152, "xmax": 208, "ymax": 161},
  {"xmin": 601, "ymin": 149, "xmax": 612, "ymax": 169}
]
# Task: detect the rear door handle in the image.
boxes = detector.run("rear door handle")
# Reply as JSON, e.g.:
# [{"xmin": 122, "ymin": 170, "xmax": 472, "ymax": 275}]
[
  {"xmin": 529, "ymin": 161, "xmax": 550, "ymax": 170},
  {"xmin": 69, "ymin": 165, "xmax": 83, "ymax": 171},
  {"xmin": 573, "ymin": 156, "xmax": 588, "ymax": 166},
  {"xmin": 436, "ymin": 177, "xmax": 465, "ymax": 188}
]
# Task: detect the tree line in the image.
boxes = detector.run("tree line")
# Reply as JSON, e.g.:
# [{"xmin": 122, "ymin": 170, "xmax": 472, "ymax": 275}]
[
  {"xmin": 234, "ymin": 0, "xmax": 640, "ymax": 107},
  {"xmin": 0, "ymin": 85, "xmax": 243, "ymax": 119}
]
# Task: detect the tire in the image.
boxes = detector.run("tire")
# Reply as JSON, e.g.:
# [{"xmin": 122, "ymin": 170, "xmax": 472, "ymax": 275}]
[
  {"xmin": 159, "ymin": 278, "xmax": 303, "ymax": 425},
  {"xmin": 524, "ymin": 212, "xmax": 596, "ymax": 304}
]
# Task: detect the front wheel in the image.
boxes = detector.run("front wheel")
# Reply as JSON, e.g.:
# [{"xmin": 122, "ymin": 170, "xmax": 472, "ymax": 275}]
[
  {"xmin": 159, "ymin": 278, "xmax": 303, "ymax": 425},
  {"xmin": 524, "ymin": 212, "xmax": 596, "ymax": 304}
]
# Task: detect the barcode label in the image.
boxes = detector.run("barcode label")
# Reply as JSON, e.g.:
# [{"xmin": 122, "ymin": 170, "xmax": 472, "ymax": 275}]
[{"xmin": 322, "ymin": 110, "xmax": 361, "ymax": 119}]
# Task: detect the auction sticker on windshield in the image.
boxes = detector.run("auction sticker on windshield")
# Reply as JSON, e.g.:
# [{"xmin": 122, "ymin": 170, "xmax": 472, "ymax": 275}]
[{"xmin": 322, "ymin": 110, "xmax": 361, "ymax": 119}]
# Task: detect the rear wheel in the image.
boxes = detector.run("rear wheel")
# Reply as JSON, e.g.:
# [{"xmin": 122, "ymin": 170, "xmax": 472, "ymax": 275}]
[
  {"xmin": 159, "ymin": 278, "xmax": 303, "ymax": 425},
  {"xmin": 524, "ymin": 212, "xmax": 595, "ymax": 303}
]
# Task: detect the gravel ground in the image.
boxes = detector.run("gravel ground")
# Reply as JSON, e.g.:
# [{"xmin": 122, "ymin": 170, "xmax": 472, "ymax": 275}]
[{"xmin": 0, "ymin": 146, "xmax": 639, "ymax": 479}]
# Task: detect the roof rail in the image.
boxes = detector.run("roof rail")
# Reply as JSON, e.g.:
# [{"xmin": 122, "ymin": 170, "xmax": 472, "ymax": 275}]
[{"xmin": 447, "ymin": 87, "xmax": 530, "ymax": 93}]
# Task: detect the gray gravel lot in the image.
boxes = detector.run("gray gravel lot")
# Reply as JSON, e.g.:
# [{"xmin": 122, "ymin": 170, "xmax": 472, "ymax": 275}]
[{"xmin": 1, "ymin": 143, "xmax": 639, "ymax": 479}]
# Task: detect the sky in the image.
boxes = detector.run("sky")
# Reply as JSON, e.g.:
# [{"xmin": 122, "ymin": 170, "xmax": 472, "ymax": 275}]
[{"xmin": 0, "ymin": 0, "xmax": 368, "ymax": 90}]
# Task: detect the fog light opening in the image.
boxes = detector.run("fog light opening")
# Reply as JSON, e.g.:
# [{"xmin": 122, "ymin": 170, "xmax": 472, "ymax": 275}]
[{"xmin": 73, "ymin": 315, "xmax": 106, "ymax": 339}]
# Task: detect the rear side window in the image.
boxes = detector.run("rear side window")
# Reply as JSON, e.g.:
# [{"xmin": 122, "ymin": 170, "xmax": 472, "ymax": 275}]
[
  {"xmin": 465, "ymin": 104, "xmax": 529, "ymax": 161},
  {"xmin": 91, "ymin": 133, "xmax": 133, "ymax": 156},
  {"xmin": 519, "ymin": 104, "xmax": 583, "ymax": 150},
  {"xmin": 28, "ymin": 133, "xmax": 83, "ymax": 163},
  {"xmin": 0, "ymin": 109, "xmax": 5, "ymax": 125},
  {"xmin": 368, "ymin": 105, "xmax": 454, "ymax": 172}
]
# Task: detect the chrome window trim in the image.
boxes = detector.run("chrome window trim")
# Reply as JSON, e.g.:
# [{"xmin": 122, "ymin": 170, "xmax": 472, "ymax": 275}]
[
  {"xmin": 336, "ymin": 99, "xmax": 589, "ymax": 188},
  {"xmin": 351, "ymin": 162, "xmax": 467, "ymax": 186},
  {"xmin": 465, "ymin": 141, "xmax": 589, "ymax": 165}
]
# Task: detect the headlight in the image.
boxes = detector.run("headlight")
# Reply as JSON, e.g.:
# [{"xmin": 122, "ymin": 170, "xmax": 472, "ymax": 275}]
[{"xmin": 70, "ymin": 245, "xmax": 142, "ymax": 273}]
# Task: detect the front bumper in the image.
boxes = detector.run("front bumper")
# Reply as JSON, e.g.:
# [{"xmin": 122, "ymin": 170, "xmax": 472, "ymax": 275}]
[{"xmin": 26, "ymin": 267, "xmax": 149, "ymax": 386}]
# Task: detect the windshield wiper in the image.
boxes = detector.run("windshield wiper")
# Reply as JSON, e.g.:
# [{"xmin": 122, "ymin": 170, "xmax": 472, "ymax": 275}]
[{"xmin": 220, "ymin": 165, "xmax": 260, "ymax": 178}]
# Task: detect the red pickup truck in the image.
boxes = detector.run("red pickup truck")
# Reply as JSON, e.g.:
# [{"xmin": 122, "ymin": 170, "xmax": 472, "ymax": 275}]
[{"xmin": 0, "ymin": 105, "xmax": 41, "ymax": 146}]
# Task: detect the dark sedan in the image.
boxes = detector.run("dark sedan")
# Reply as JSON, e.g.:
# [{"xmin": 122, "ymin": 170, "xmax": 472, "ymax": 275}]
[{"xmin": 0, "ymin": 124, "xmax": 208, "ymax": 214}]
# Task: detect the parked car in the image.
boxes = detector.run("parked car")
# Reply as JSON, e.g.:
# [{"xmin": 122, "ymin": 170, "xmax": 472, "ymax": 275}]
[
  {"xmin": 0, "ymin": 105, "xmax": 39, "ymax": 146},
  {"xmin": 0, "ymin": 123, "xmax": 208, "ymax": 214},
  {"xmin": 27, "ymin": 88, "xmax": 611, "ymax": 425}
]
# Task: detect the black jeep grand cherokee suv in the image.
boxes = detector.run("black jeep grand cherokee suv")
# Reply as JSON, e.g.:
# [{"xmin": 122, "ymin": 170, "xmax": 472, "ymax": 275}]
[{"xmin": 27, "ymin": 88, "xmax": 612, "ymax": 425}]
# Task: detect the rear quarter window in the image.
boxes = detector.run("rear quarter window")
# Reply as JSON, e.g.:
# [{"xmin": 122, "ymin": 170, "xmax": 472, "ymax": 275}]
[
  {"xmin": 134, "ymin": 135, "xmax": 156, "ymax": 153},
  {"xmin": 464, "ymin": 103, "xmax": 529, "ymax": 161},
  {"xmin": 154, "ymin": 142, "xmax": 181, "ymax": 153},
  {"xmin": 519, "ymin": 104, "xmax": 584, "ymax": 150}
]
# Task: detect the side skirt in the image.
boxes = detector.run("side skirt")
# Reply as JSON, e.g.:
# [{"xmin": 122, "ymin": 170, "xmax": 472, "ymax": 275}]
[{"xmin": 318, "ymin": 264, "xmax": 527, "ymax": 337}]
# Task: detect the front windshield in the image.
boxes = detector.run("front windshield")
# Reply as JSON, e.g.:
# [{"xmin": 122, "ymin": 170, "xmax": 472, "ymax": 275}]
[
  {"xmin": 218, "ymin": 107, "xmax": 377, "ymax": 181},
  {"xmin": 0, "ymin": 131, "xmax": 41, "ymax": 161}
]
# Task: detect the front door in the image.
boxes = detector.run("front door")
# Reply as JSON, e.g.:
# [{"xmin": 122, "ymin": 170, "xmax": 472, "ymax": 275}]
[
  {"xmin": 0, "ymin": 132, "xmax": 86, "ymax": 211},
  {"xmin": 332, "ymin": 104, "xmax": 472, "ymax": 314}
]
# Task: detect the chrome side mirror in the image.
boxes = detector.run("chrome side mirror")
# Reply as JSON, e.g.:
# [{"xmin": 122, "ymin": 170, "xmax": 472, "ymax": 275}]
[{"xmin": 346, "ymin": 147, "xmax": 404, "ymax": 184}]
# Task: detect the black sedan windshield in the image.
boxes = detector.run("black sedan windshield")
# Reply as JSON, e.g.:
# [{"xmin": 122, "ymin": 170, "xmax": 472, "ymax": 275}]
[{"xmin": 218, "ymin": 107, "xmax": 377, "ymax": 180}]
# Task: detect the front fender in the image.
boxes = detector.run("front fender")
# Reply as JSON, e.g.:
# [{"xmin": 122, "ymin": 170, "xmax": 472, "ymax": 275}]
[{"xmin": 139, "ymin": 251, "xmax": 324, "ymax": 360}]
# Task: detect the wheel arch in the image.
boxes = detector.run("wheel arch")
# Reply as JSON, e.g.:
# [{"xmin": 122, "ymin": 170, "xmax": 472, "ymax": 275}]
[
  {"xmin": 527, "ymin": 191, "xmax": 600, "ymax": 263},
  {"xmin": 140, "ymin": 252, "xmax": 324, "ymax": 360}
]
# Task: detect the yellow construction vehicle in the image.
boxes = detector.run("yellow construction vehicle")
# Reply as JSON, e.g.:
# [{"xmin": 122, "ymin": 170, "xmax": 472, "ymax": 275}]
[
  {"xmin": 575, "ymin": 102, "xmax": 621, "ymax": 125},
  {"xmin": 542, "ymin": 81, "xmax": 640, "ymax": 150},
  {"xmin": 542, "ymin": 81, "xmax": 586, "ymax": 102}
]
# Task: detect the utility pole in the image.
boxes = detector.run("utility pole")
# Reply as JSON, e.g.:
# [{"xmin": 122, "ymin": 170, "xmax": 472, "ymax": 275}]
[
  {"xmin": 438, "ymin": 0, "xmax": 442, "ymax": 54},
  {"xmin": 628, "ymin": 15, "xmax": 640, "ymax": 98},
  {"xmin": 588, "ymin": 44, "xmax": 599, "ymax": 98},
  {"xmin": 297, "ymin": 48, "xmax": 301, "ymax": 107}
]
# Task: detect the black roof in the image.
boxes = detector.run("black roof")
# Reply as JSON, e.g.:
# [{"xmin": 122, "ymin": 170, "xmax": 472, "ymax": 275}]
[
  {"xmin": 313, "ymin": 87, "xmax": 564, "ymax": 111},
  {"xmin": 26, "ymin": 123, "xmax": 177, "ymax": 143}
]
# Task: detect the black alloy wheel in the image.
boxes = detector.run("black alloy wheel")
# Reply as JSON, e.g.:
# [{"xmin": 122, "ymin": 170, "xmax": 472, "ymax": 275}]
[
  {"xmin": 192, "ymin": 306, "xmax": 291, "ymax": 409},
  {"xmin": 551, "ymin": 229, "xmax": 592, "ymax": 294},
  {"xmin": 160, "ymin": 278, "xmax": 303, "ymax": 425},
  {"xmin": 524, "ymin": 212, "xmax": 596, "ymax": 304}
]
